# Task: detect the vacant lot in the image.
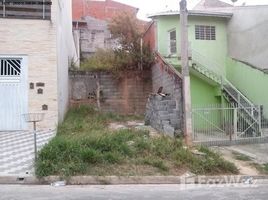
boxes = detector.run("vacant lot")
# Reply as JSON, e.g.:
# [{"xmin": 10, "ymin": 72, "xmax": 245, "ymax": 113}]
[{"xmin": 36, "ymin": 106, "xmax": 238, "ymax": 177}]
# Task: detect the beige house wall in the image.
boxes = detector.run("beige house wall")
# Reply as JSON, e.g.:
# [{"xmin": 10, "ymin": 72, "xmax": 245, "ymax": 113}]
[{"xmin": 0, "ymin": 0, "xmax": 77, "ymax": 130}]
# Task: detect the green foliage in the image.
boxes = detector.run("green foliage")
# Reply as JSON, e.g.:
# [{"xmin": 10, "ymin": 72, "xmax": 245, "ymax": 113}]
[
  {"xmin": 36, "ymin": 106, "xmax": 238, "ymax": 177},
  {"xmin": 232, "ymin": 152, "xmax": 252, "ymax": 161},
  {"xmin": 141, "ymin": 158, "xmax": 169, "ymax": 171},
  {"xmin": 80, "ymin": 12, "xmax": 154, "ymax": 73},
  {"xmin": 190, "ymin": 146, "xmax": 239, "ymax": 174},
  {"xmin": 80, "ymin": 49, "xmax": 117, "ymax": 72},
  {"xmin": 252, "ymin": 163, "xmax": 268, "ymax": 175}
]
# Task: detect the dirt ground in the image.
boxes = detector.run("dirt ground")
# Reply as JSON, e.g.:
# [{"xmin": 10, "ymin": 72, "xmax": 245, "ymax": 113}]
[
  {"xmin": 108, "ymin": 120, "xmax": 161, "ymax": 137},
  {"xmin": 211, "ymin": 147, "xmax": 260, "ymax": 175}
]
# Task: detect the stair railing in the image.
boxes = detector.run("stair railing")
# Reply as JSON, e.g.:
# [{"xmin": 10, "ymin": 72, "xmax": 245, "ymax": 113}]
[
  {"xmin": 191, "ymin": 49, "xmax": 224, "ymax": 78},
  {"xmin": 191, "ymin": 49, "xmax": 258, "ymax": 120},
  {"xmin": 155, "ymin": 52, "xmax": 182, "ymax": 79}
]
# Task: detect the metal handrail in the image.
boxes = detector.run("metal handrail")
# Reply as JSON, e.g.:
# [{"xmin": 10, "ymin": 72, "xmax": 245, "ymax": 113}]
[
  {"xmin": 191, "ymin": 49, "xmax": 256, "ymax": 109},
  {"xmin": 222, "ymin": 78, "xmax": 255, "ymax": 108},
  {"xmin": 155, "ymin": 52, "xmax": 182, "ymax": 79},
  {"xmin": 192, "ymin": 49, "xmax": 224, "ymax": 76}
]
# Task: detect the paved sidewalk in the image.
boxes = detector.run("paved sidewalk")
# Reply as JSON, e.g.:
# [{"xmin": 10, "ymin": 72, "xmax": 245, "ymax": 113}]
[
  {"xmin": 227, "ymin": 143, "xmax": 268, "ymax": 164},
  {"xmin": 0, "ymin": 130, "xmax": 55, "ymax": 176}
]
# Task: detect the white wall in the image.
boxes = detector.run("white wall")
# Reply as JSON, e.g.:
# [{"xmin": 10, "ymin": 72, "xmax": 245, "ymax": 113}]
[
  {"xmin": 227, "ymin": 6, "xmax": 268, "ymax": 70},
  {"xmin": 56, "ymin": 0, "xmax": 78, "ymax": 122}
]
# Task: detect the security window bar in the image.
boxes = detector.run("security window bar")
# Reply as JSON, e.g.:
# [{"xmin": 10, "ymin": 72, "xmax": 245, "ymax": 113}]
[
  {"xmin": 0, "ymin": 0, "xmax": 51, "ymax": 20},
  {"xmin": 0, "ymin": 59, "xmax": 21, "ymax": 76},
  {"xmin": 195, "ymin": 25, "xmax": 216, "ymax": 40},
  {"xmin": 169, "ymin": 30, "xmax": 177, "ymax": 54}
]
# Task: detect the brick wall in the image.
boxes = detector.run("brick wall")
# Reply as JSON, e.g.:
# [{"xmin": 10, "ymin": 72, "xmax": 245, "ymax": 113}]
[
  {"xmin": 72, "ymin": 0, "xmax": 138, "ymax": 21},
  {"xmin": 69, "ymin": 70, "xmax": 152, "ymax": 115},
  {"xmin": 143, "ymin": 21, "xmax": 156, "ymax": 52},
  {"xmin": 78, "ymin": 16, "xmax": 117, "ymax": 59}
]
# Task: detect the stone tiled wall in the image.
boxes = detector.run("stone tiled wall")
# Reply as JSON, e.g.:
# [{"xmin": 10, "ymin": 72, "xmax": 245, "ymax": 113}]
[
  {"xmin": 0, "ymin": 17, "xmax": 58, "ymax": 130},
  {"xmin": 69, "ymin": 70, "xmax": 152, "ymax": 115},
  {"xmin": 0, "ymin": 0, "xmax": 77, "ymax": 131}
]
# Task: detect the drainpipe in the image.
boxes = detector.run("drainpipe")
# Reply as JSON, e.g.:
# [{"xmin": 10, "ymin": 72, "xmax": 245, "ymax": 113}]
[{"xmin": 180, "ymin": 0, "xmax": 193, "ymax": 146}]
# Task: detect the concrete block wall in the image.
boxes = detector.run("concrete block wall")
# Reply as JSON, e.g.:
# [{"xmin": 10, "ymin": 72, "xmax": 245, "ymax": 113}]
[
  {"xmin": 146, "ymin": 62, "xmax": 183, "ymax": 136},
  {"xmin": 152, "ymin": 63, "xmax": 182, "ymax": 105},
  {"xmin": 69, "ymin": 70, "xmax": 152, "ymax": 115},
  {"xmin": 145, "ymin": 95, "xmax": 182, "ymax": 137}
]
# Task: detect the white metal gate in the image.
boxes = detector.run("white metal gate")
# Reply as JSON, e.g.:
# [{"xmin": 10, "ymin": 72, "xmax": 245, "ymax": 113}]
[
  {"xmin": 0, "ymin": 56, "xmax": 28, "ymax": 130},
  {"xmin": 192, "ymin": 105, "xmax": 266, "ymax": 146}
]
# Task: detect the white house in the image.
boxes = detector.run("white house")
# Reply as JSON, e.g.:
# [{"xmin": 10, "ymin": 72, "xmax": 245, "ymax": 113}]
[{"xmin": 0, "ymin": 0, "xmax": 77, "ymax": 131}]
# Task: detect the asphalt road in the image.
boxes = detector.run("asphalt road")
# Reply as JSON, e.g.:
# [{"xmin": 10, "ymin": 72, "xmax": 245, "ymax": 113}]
[{"xmin": 0, "ymin": 184, "xmax": 267, "ymax": 200}]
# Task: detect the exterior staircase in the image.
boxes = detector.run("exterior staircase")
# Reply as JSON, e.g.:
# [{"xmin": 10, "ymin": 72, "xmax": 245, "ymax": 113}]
[{"xmin": 191, "ymin": 50, "xmax": 262, "ymax": 137}]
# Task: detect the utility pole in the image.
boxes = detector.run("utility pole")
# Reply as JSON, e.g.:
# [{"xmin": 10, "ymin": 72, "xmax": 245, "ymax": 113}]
[{"xmin": 180, "ymin": 0, "xmax": 193, "ymax": 146}]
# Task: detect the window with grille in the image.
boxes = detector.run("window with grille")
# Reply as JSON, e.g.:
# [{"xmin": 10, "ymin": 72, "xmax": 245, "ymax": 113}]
[
  {"xmin": 0, "ymin": 58, "xmax": 22, "ymax": 82},
  {"xmin": 169, "ymin": 30, "xmax": 177, "ymax": 54},
  {"xmin": 195, "ymin": 25, "xmax": 216, "ymax": 40},
  {"xmin": 0, "ymin": 0, "xmax": 51, "ymax": 20}
]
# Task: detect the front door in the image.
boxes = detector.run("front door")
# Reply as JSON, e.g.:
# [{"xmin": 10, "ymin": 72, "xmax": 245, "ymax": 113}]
[{"xmin": 0, "ymin": 56, "xmax": 28, "ymax": 130}]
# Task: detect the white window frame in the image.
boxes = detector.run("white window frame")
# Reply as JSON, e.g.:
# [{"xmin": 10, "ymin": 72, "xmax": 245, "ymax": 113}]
[
  {"xmin": 168, "ymin": 29, "xmax": 177, "ymax": 54},
  {"xmin": 195, "ymin": 25, "xmax": 216, "ymax": 40}
]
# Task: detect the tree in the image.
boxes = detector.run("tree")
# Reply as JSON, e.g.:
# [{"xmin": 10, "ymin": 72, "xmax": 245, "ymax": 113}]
[
  {"xmin": 81, "ymin": 12, "xmax": 154, "ymax": 73},
  {"xmin": 108, "ymin": 12, "xmax": 154, "ymax": 70}
]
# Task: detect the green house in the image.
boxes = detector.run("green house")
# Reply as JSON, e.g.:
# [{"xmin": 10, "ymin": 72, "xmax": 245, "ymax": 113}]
[{"xmin": 144, "ymin": 1, "xmax": 268, "ymax": 141}]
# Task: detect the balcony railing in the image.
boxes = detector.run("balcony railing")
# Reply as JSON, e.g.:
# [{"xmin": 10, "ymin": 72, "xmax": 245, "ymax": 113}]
[{"xmin": 0, "ymin": 0, "xmax": 51, "ymax": 20}]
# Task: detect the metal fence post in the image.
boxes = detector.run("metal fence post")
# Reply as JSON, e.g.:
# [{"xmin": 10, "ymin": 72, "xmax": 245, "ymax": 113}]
[
  {"xmin": 43, "ymin": 0, "xmax": 45, "ymax": 19},
  {"xmin": 259, "ymin": 105, "xmax": 262, "ymax": 137},
  {"xmin": 3, "ymin": 0, "xmax": 6, "ymax": 17},
  {"xmin": 233, "ymin": 108, "xmax": 237, "ymax": 140},
  {"xmin": 33, "ymin": 121, "xmax": 37, "ymax": 163}
]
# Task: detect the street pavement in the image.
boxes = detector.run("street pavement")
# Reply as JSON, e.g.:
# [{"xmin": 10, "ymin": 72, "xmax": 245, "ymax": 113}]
[{"xmin": 0, "ymin": 183, "xmax": 268, "ymax": 200}]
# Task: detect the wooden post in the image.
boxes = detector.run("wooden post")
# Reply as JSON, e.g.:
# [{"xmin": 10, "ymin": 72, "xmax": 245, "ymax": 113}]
[
  {"xmin": 180, "ymin": 0, "xmax": 193, "ymax": 146},
  {"xmin": 96, "ymin": 74, "xmax": 101, "ymax": 109}
]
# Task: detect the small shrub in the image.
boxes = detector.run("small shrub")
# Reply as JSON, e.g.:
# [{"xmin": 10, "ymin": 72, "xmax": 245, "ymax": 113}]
[
  {"xmin": 232, "ymin": 152, "xmax": 252, "ymax": 161},
  {"xmin": 80, "ymin": 49, "xmax": 117, "ymax": 72},
  {"xmin": 253, "ymin": 163, "xmax": 268, "ymax": 175},
  {"xmin": 142, "ymin": 158, "xmax": 169, "ymax": 172},
  {"xmin": 189, "ymin": 146, "xmax": 239, "ymax": 175},
  {"xmin": 81, "ymin": 148, "xmax": 100, "ymax": 164},
  {"xmin": 103, "ymin": 152, "xmax": 122, "ymax": 164}
]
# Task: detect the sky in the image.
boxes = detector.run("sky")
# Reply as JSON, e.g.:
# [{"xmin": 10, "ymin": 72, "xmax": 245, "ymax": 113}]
[{"xmin": 113, "ymin": 0, "xmax": 268, "ymax": 20}]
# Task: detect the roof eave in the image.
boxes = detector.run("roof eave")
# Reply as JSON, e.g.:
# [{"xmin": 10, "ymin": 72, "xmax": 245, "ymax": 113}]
[{"xmin": 148, "ymin": 10, "xmax": 233, "ymax": 19}]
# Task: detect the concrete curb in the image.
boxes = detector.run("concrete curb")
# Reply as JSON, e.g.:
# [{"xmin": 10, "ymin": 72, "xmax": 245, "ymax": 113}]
[{"xmin": 1, "ymin": 175, "xmax": 268, "ymax": 185}]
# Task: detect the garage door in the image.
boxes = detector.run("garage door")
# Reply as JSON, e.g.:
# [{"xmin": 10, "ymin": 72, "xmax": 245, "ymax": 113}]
[{"xmin": 0, "ymin": 56, "xmax": 28, "ymax": 130}]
